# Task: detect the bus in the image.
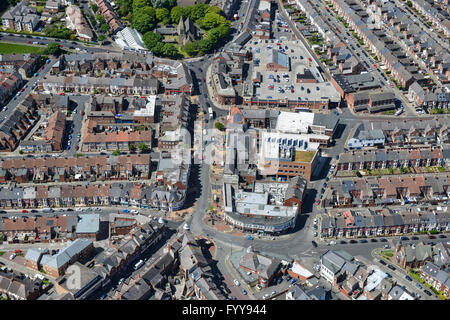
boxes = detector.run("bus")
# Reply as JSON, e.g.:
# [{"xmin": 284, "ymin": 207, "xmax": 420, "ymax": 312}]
[{"xmin": 134, "ymin": 259, "xmax": 144, "ymax": 270}]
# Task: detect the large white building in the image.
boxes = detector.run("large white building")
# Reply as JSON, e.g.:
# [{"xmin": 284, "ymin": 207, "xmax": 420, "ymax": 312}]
[{"xmin": 115, "ymin": 27, "xmax": 147, "ymax": 52}]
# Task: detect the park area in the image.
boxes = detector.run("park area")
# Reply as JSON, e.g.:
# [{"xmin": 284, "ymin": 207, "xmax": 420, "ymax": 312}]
[{"xmin": 0, "ymin": 42, "xmax": 42, "ymax": 54}]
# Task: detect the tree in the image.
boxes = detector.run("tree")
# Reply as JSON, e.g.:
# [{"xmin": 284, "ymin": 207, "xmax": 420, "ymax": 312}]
[
  {"xmin": 116, "ymin": 0, "xmax": 133, "ymax": 17},
  {"xmin": 133, "ymin": 0, "xmax": 151, "ymax": 12},
  {"xmin": 132, "ymin": 7, "xmax": 156, "ymax": 33},
  {"xmin": 156, "ymin": 8, "xmax": 170, "ymax": 24},
  {"xmin": 161, "ymin": 43, "xmax": 180, "ymax": 59},
  {"xmin": 42, "ymin": 43, "xmax": 63, "ymax": 56},
  {"xmin": 91, "ymin": 3, "xmax": 99, "ymax": 13},
  {"xmin": 138, "ymin": 143, "xmax": 149, "ymax": 152},
  {"xmin": 142, "ymin": 31, "xmax": 162, "ymax": 50},
  {"xmin": 112, "ymin": 149, "xmax": 121, "ymax": 156},
  {"xmin": 150, "ymin": 42, "xmax": 165, "ymax": 55},
  {"xmin": 170, "ymin": 6, "xmax": 182, "ymax": 24},
  {"xmin": 100, "ymin": 23, "xmax": 111, "ymax": 33},
  {"xmin": 198, "ymin": 12, "xmax": 230, "ymax": 30},
  {"xmin": 197, "ymin": 38, "xmax": 214, "ymax": 55},
  {"xmin": 215, "ymin": 122, "xmax": 225, "ymax": 131},
  {"xmin": 7, "ymin": 0, "xmax": 19, "ymax": 6},
  {"xmin": 129, "ymin": 144, "xmax": 136, "ymax": 151},
  {"xmin": 206, "ymin": 6, "xmax": 223, "ymax": 16},
  {"xmin": 190, "ymin": 3, "xmax": 209, "ymax": 21},
  {"xmin": 181, "ymin": 6, "xmax": 193, "ymax": 20},
  {"xmin": 182, "ymin": 41, "xmax": 200, "ymax": 56},
  {"xmin": 98, "ymin": 34, "xmax": 106, "ymax": 42},
  {"xmin": 96, "ymin": 14, "xmax": 106, "ymax": 25},
  {"xmin": 151, "ymin": 0, "xmax": 176, "ymax": 9}
]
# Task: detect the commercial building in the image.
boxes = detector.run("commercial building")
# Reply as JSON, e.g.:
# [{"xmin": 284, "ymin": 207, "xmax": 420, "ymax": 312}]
[{"xmin": 223, "ymin": 174, "xmax": 306, "ymax": 235}]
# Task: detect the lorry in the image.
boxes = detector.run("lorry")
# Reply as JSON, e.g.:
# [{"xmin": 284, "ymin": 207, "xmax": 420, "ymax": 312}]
[{"xmin": 208, "ymin": 107, "xmax": 214, "ymax": 120}]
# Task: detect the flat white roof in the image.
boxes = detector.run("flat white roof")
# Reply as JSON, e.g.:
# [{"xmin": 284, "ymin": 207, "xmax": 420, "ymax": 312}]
[{"xmin": 275, "ymin": 111, "xmax": 315, "ymax": 133}]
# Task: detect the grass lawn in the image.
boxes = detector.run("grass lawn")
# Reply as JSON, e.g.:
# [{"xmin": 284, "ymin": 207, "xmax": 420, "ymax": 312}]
[
  {"xmin": 0, "ymin": 42, "xmax": 42, "ymax": 54},
  {"xmin": 295, "ymin": 151, "xmax": 316, "ymax": 163},
  {"xmin": 0, "ymin": 251, "xmax": 4, "ymax": 256}
]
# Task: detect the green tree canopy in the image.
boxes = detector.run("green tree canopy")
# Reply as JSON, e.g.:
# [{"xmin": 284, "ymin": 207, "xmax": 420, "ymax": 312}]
[
  {"xmin": 206, "ymin": 6, "xmax": 223, "ymax": 15},
  {"xmin": 142, "ymin": 31, "xmax": 162, "ymax": 50},
  {"xmin": 116, "ymin": 0, "xmax": 133, "ymax": 17},
  {"xmin": 200, "ymin": 10, "xmax": 229, "ymax": 29},
  {"xmin": 131, "ymin": 7, "xmax": 156, "ymax": 33},
  {"xmin": 156, "ymin": 8, "xmax": 170, "ymax": 24},
  {"xmin": 190, "ymin": 3, "xmax": 209, "ymax": 21},
  {"xmin": 182, "ymin": 41, "xmax": 200, "ymax": 56},
  {"xmin": 215, "ymin": 122, "xmax": 225, "ymax": 131},
  {"xmin": 151, "ymin": 0, "xmax": 176, "ymax": 9},
  {"xmin": 91, "ymin": 3, "xmax": 99, "ymax": 13},
  {"xmin": 170, "ymin": 6, "xmax": 183, "ymax": 24},
  {"xmin": 197, "ymin": 38, "xmax": 214, "ymax": 55},
  {"xmin": 100, "ymin": 23, "xmax": 111, "ymax": 33},
  {"xmin": 112, "ymin": 149, "xmax": 121, "ymax": 156},
  {"xmin": 96, "ymin": 14, "xmax": 106, "ymax": 25},
  {"xmin": 138, "ymin": 143, "xmax": 150, "ymax": 152},
  {"xmin": 133, "ymin": 0, "xmax": 151, "ymax": 12},
  {"xmin": 161, "ymin": 43, "xmax": 180, "ymax": 59}
]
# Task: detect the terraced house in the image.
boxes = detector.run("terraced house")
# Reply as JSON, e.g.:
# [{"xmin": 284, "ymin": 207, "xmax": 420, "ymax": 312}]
[
  {"xmin": 337, "ymin": 146, "xmax": 448, "ymax": 171},
  {"xmin": 321, "ymin": 174, "xmax": 450, "ymax": 208},
  {"xmin": 320, "ymin": 206, "xmax": 450, "ymax": 239},
  {"xmin": 0, "ymin": 154, "xmax": 151, "ymax": 184}
]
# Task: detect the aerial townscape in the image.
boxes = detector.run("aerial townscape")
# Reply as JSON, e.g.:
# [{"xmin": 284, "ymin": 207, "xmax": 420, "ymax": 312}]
[{"xmin": 0, "ymin": 0, "xmax": 449, "ymax": 304}]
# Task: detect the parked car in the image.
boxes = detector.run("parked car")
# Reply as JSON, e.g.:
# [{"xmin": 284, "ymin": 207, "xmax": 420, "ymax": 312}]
[
  {"xmin": 415, "ymin": 283, "xmax": 422, "ymax": 289},
  {"xmin": 405, "ymin": 275, "xmax": 413, "ymax": 282},
  {"xmin": 311, "ymin": 241, "xmax": 317, "ymax": 248},
  {"xmin": 388, "ymin": 265, "xmax": 396, "ymax": 271},
  {"xmin": 233, "ymin": 279, "xmax": 240, "ymax": 286},
  {"xmin": 379, "ymin": 259, "xmax": 387, "ymax": 265},
  {"xmin": 122, "ymin": 209, "xmax": 130, "ymax": 213},
  {"xmin": 349, "ymin": 240, "xmax": 357, "ymax": 244},
  {"xmin": 21, "ymin": 209, "xmax": 28, "ymax": 213},
  {"xmin": 423, "ymin": 290, "xmax": 432, "ymax": 296},
  {"xmin": 241, "ymin": 288, "xmax": 247, "ymax": 295},
  {"xmin": 427, "ymin": 235, "xmax": 436, "ymax": 239},
  {"xmin": 263, "ymin": 294, "xmax": 270, "ymax": 300}
]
